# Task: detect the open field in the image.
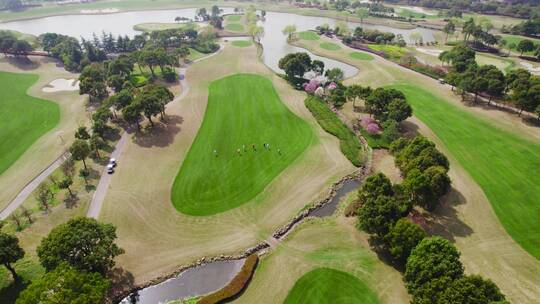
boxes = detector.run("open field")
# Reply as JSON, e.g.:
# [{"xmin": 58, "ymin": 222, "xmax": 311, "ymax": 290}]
[
  {"xmin": 349, "ymin": 51, "xmax": 374, "ymax": 61},
  {"xmin": 0, "ymin": 57, "xmax": 87, "ymax": 211},
  {"xmin": 171, "ymin": 74, "xmax": 313, "ymax": 215},
  {"xmin": 291, "ymin": 35, "xmax": 540, "ymax": 303},
  {"xmin": 133, "ymin": 21, "xmax": 197, "ymax": 32},
  {"xmin": 99, "ymin": 40, "xmax": 356, "ymax": 285},
  {"xmin": 231, "ymin": 40, "xmax": 252, "ymax": 48},
  {"xmin": 284, "ymin": 267, "xmax": 380, "ymax": 304},
  {"xmin": 225, "ymin": 23, "xmax": 244, "ymax": 32},
  {"xmin": 298, "ymin": 31, "xmax": 320, "ymax": 41},
  {"xmin": 0, "ymin": 72, "xmax": 59, "ymax": 176},
  {"xmin": 319, "ymin": 42, "xmax": 341, "ymax": 51},
  {"xmin": 225, "ymin": 14, "xmax": 241, "ymax": 22}
]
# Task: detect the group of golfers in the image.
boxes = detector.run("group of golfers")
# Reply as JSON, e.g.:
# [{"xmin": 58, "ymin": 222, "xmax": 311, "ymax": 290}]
[{"xmin": 213, "ymin": 143, "xmax": 282, "ymax": 157}]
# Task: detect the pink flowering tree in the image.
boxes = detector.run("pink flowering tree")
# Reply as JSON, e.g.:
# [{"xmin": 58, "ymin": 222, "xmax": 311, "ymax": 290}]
[
  {"xmin": 303, "ymin": 79, "xmax": 320, "ymax": 94},
  {"xmin": 327, "ymin": 82, "xmax": 337, "ymax": 91},
  {"xmin": 360, "ymin": 117, "xmax": 376, "ymax": 129},
  {"xmin": 366, "ymin": 123, "xmax": 381, "ymax": 134}
]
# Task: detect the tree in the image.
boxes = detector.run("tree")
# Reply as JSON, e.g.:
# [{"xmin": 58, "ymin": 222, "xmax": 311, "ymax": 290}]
[
  {"xmin": 278, "ymin": 52, "xmax": 313, "ymax": 80},
  {"xmin": 58, "ymin": 176, "xmax": 74, "ymax": 197},
  {"xmin": 387, "ymin": 98, "xmax": 412, "ymax": 122},
  {"xmin": 89, "ymin": 134, "xmax": 105, "ymax": 158},
  {"xmin": 516, "ymin": 39, "xmax": 535, "ymax": 56},
  {"xmin": 356, "ymin": 8, "xmax": 369, "ymax": 23},
  {"xmin": 79, "ymin": 169, "xmax": 90, "ymax": 185},
  {"xmin": 404, "ymin": 237, "xmax": 464, "ymax": 296},
  {"xmin": 365, "ymin": 88, "xmax": 407, "ymax": 121},
  {"xmin": 385, "ymin": 218, "xmax": 426, "ymax": 264},
  {"xmin": 282, "ymin": 24, "xmax": 297, "ymax": 41},
  {"xmin": 535, "ymin": 104, "xmax": 540, "ymax": 120},
  {"xmin": 37, "ymin": 217, "xmax": 124, "ymax": 274},
  {"xmin": 0, "ymin": 232, "xmax": 24, "ymax": 280},
  {"xmin": 36, "ymin": 183, "xmax": 53, "ymax": 212},
  {"xmin": 358, "ymin": 172, "xmax": 393, "ymax": 203},
  {"xmin": 10, "ymin": 213, "xmax": 22, "ymax": 231},
  {"xmin": 123, "ymin": 102, "xmax": 143, "ymax": 130},
  {"xmin": 439, "ymin": 275, "xmax": 506, "ymax": 304},
  {"xmin": 74, "ymin": 126, "xmax": 90, "ymax": 140},
  {"xmin": 248, "ymin": 24, "xmax": 264, "ymax": 43},
  {"xmin": 443, "ymin": 20, "xmax": 456, "ymax": 43},
  {"xmin": 382, "ymin": 119, "xmax": 401, "ymax": 143},
  {"xmin": 20, "ymin": 206, "xmax": 33, "ymax": 224},
  {"xmin": 325, "ymin": 67, "xmax": 344, "ymax": 82},
  {"xmin": 16, "ymin": 264, "xmax": 110, "ymax": 304},
  {"xmin": 79, "ymin": 63, "xmax": 108, "ymax": 102},
  {"xmin": 12, "ymin": 40, "xmax": 33, "ymax": 58},
  {"xmin": 70, "ymin": 139, "xmax": 91, "ymax": 170},
  {"xmin": 357, "ymin": 195, "xmax": 411, "ymax": 241}
]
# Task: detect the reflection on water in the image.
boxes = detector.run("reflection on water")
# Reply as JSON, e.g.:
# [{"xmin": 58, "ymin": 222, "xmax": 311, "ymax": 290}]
[{"xmin": 0, "ymin": 8, "xmax": 435, "ymax": 77}]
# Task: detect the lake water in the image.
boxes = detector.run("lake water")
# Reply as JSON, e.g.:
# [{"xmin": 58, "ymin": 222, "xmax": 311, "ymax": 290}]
[{"xmin": 0, "ymin": 7, "xmax": 435, "ymax": 77}]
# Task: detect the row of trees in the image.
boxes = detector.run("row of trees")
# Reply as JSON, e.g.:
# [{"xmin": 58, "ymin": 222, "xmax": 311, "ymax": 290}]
[
  {"xmin": 0, "ymin": 217, "xmax": 124, "ymax": 303},
  {"xmin": 502, "ymin": 18, "xmax": 540, "ymax": 38},
  {"xmin": 442, "ymin": 44, "xmax": 540, "ymax": 117},
  {"xmin": 0, "ymin": 31, "xmax": 34, "ymax": 58}
]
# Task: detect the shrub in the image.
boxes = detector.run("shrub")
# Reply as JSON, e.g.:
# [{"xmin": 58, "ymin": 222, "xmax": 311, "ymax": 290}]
[
  {"xmin": 162, "ymin": 68, "xmax": 178, "ymax": 83},
  {"xmin": 303, "ymin": 79, "xmax": 320, "ymax": 94},
  {"xmin": 366, "ymin": 123, "xmax": 380, "ymax": 134},
  {"xmin": 198, "ymin": 255, "xmax": 258, "ymax": 304}
]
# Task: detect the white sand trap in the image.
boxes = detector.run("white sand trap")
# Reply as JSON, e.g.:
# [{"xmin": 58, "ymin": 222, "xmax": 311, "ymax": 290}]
[
  {"xmin": 416, "ymin": 48, "xmax": 443, "ymax": 56},
  {"xmin": 520, "ymin": 61, "xmax": 540, "ymax": 75},
  {"xmin": 80, "ymin": 8, "xmax": 119, "ymax": 14},
  {"xmin": 399, "ymin": 6, "xmax": 436, "ymax": 15},
  {"xmin": 42, "ymin": 78, "xmax": 79, "ymax": 93}
]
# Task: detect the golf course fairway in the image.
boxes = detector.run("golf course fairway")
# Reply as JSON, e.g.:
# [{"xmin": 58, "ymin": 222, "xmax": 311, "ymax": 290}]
[
  {"xmin": 390, "ymin": 84, "xmax": 540, "ymax": 260},
  {"xmin": 171, "ymin": 74, "xmax": 313, "ymax": 216},
  {"xmin": 0, "ymin": 71, "xmax": 59, "ymax": 176},
  {"xmin": 284, "ymin": 268, "xmax": 380, "ymax": 304}
]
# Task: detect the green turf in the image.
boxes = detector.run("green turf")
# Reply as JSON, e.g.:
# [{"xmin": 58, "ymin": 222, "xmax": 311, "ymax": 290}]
[
  {"xmin": 225, "ymin": 14, "xmax": 242, "ymax": 22},
  {"xmin": 389, "ymin": 84, "xmax": 540, "ymax": 260},
  {"xmin": 349, "ymin": 52, "xmax": 374, "ymax": 61},
  {"xmin": 298, "ymin": 31, "xmax": 320, "ymax": 41},
  {"xmin": 304, "ymin": 96, "xmax": 363, "ymax": 167},
  {"xmin": 501, "ymin": 34, "xmax": 540, "ymax": 54},
  {"xmin": 367, "ymin": 44, "xmax": 406, "ymax": 60},
  {"xmin": 319, "ymin": 42, "xmax": 341, "ymax": 51},
  {"xmin": 0, "ymin": 71, "xmax": 59, "ymax": 176},
  {"xmin": 225, "ymin": 23, "xmax": 244, "ymax": 32},
  {"xmin": 171, "ymin": 74, "xmax": 314, "ymax": 215},
  {"xmin": 284, "ymin": 267, "xmax": 380, "ymax": 304},
  {"xmin": 231, "ymin": 40, "xmax": 252, "ymax": 48}
]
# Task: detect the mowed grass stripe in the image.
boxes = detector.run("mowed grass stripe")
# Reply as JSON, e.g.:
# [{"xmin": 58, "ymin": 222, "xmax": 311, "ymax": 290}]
[
  {"xmin": 0, "ymin": 71, "xmax": 59, "ymax": 175},
  {"xmin": 390, "ymin": 84, "xmax": 540, "ymax": 259},
  {"xmin": 284, "ymin": 268, "xmax": 380, "ymax": 304},
  {"xmin": 172, "ymin": 74, "xmax": 313, "ymax": 216}
]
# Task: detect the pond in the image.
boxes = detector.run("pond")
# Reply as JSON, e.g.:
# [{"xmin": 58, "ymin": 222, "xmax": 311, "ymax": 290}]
[{"xmin": 0, "ymin": 7, "xmax": 435, "ymax": 77}]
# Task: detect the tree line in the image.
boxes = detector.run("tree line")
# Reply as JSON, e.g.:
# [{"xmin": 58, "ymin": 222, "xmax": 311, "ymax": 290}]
[
  {"xmin": 0, "ymin": 31, "xmax": 34, "ymax": 58},
  {"xmin": 0, "ymin": 217, "xmax": 124, "ymax": 303},
  {"xmin": 441, "ymin": 44, "xmax": 540, "ymax": 118}
]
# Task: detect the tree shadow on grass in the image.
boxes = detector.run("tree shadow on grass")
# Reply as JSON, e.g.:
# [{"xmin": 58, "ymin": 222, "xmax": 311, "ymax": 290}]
[
  {"xmin": 0, "ymin": 56, "xmax": 40, "ymax": 70},
  {"xmin": 418, "ymin": 187, "xmax": 473, "ymax": 242},
  {"xmin": 133, "ymin": 115, "xmax": 183, "ymax": 148},
  {"xmin": 64, "ymin": 194, "xmax": 79, "ymax": 209},
  {"xmin": 0, "ymin": 279, "xmax": 29, "ymax": 304},
  {"xmin": 107, "ymin": 267, "xmax": 136, "ymax": 303},
  {"xmin": 400, "ymin": 120, "xmax": 420, "ymax": 138}
]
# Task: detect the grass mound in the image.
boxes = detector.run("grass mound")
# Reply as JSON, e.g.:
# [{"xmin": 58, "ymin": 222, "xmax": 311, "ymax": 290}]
[
  {"xmin": 231, "ymin": 40, "xmax": 252, "ymax": 48},
  {"xmin": 320, "ymin": 42, "xmax": 341, "ymax": 51},
  {"xmin": 198, "ymin": 255, "xmax": 258, "ymax": 304},
  {"xmin": 0, "ymin": 71, "xmax": 59, "ymax": 175},
  {"xmin": 304, "ymin": 96, "xmax": 363, "ymax": 167},
  {"xmin": 284, "ymin": 268, "xmax": 380, "ymax": 304},
  {"xmin": 172, "ymin": 74, "xmax": 313, "ymax": 215},
  {"xmin": 225, "ymin": 14, "xmax": 242, "ymax": 22},
  {"xmin": 225, "ymin": 23, "xmax": 244, "ymax": 32},
  {"xmin": 390, "ymin": 84, "xmax": 540, "ymax": 260},
  {"xmin": 298, "ymin": 31, "xmax": 320, "ymax": 41},
  {"xmin": 349, "ymin": 51, "xmax": 374, "ymax": 61}
]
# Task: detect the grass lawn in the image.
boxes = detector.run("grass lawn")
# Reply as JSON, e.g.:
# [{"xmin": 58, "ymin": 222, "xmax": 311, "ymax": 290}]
[
  {"xmin": 349, "ymin": 51, "xmax": 374, "ymax": 61},
  {"xmin": 298, "ymin": 31, "xmax": 320, "ymax": 41},
  {"xmin": 232, "ymin": 40, "xmax": 252, "ymax": 48},
  {"xmin": 225, "ymin": 14, "xmax": 242, "ymax": 22},
  {"xmin": 171, "ymin": 74, "xmax": 314, "ymax": 216},
  {"xmin": 186, "ymin": 47, "xmax": 208, "ymax": 61},
  {"xmin": 0, "ymin": 71, "xmax": 59, "ymax": 176},
  {"xmin": 367, "ymin": 44, "xmax": 406, "ymax": 60},
  {"xmin": 305, "ymin": 96, "xmax": 363, "ymax": 166},
  {"xmin": 284, "ymin": 267, "xmax": 380, "ymax": 304},
  {"xmin": 389, "ymin": 84, "xmax": 540, "ymax": 260},
  {"xmin": 501, "ymin": 34, "xmax": 540, "ymax": 54},
  {"xmin": 225, "ymin": 23, "xmax": 244, "ymax": 32},
  {"xmin": 394, "ymin": 7, "xmax": 437, "ymax": 20},
  {"xmin": 320, "ymin": 42, "xmax": 341, "ymax": 51}
]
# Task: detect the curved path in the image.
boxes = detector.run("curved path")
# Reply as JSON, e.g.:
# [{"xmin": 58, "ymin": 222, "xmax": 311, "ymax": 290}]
[
  {"xmin": 86, "ymin": 45, "xmax": 224, "ymax": 219},
  {"xmin": 0, "ymin": 152, "xmax": 69, "ymax": 220}
]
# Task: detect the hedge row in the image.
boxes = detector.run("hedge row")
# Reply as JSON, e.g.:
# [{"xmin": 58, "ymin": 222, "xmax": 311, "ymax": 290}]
[
  {"xmin": 197, "ymin": 254, "xmax": 259, "ymax": 304},
  {"xmin": 304, "ymin": 96, "xmax": 364, "ymax": 167}
]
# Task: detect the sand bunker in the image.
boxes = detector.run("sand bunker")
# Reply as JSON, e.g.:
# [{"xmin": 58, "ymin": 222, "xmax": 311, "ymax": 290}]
[
  {"xmin": 80, "ymin": 8, "xmax": 119, "ymax": 14},
  {"xmin": 42, "ymin": 78, "xmax": 79, "ymax": 93},
  {"xmin": 520, "ymin": 61, "xmax": 540, "ymax": 75},
  {"xmin": 416, "ymin": 48, "xmax": 443, "ymax": 56}
]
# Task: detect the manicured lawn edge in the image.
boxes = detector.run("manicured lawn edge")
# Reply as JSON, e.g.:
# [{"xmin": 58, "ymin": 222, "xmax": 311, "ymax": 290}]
[
  {"xmin": 198, "ymin": 255, "xmax": 258, "ymax": 304},
  {"xmin": 304, "ymin": 96, "xmax": 363, "ymax": 166}
]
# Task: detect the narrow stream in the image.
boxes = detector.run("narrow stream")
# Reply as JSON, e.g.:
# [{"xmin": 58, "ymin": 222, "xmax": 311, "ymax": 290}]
[{"xmin": 309, "ymin": 178, "xmax": 361, "ymax": 218}]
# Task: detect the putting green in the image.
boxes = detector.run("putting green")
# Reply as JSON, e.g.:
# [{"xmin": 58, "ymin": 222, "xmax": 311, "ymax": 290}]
[
  {"xmin": 349, "ymin": 52, "xmax": 374, "ymax": 61},
  {"xmin": 320, "ymin": 42, "xmax": 341, "ymax": 51},
  {"xmin": 284, "ymin": 268, "xmax": 380, "ymax": 304},
  {"xmin": 0, "ymin": 71, "xmax": 59, "ymax": 175},
  {"xmin": 390, "ymin": 84, "xmax": 540, "ymax": 260},
  {"xmin": 298, "ymin": 31, "xmax": 320, "ymax": 41},
  {"xmin": 225, "ymin": 23, "xmax": 244, "ymax": 32},
  {"xmin": 232, "ymin": 40, "xmax": 252, "ymax": 48},
  {"xmin": 226, "ymin": 14, "xmax": 242, "ymax": 22},
  {"xmin": 171, "ymin": 74, "xmax": 314, "ymax": 215}
]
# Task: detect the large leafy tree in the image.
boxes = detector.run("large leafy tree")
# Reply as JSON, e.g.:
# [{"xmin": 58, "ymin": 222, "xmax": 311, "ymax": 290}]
[
  {"xmin": 70, "ymin": 139, "xmax": 91, "ymax": 170},
  {"xmin": 404, "ymin": 237, "xmax": 464, "ymax": 297},
  {"xmin": 385, "ymin": 218, "xmax": 426, "ymax": 264},
  {"xmin": 438, "ymin": 275, "xmax": 506, "ymax": 304},
  {"xmin": 278, "ymin": 52, "xmax": 313, "ymax": 80},
  {"xmin": 79, "ymin": 63, "xmax": 108, "ymax": 102},
  {"xmin": 0, "ymin": 232, "xmax": 25, "ymax": 280},
  {"xmin": 37, "ymin": 217, "xmax": 124, "ymax": 274},
  {"xmin": 16, "ymin": 264, "xmax": 110, "ymax": 304},
  {"xmin": 365, "ymin": 88, "xmax": 407, "ymax": 121},
  {"xmin": 357, "ymin": 195, "xmax": 411, "ymax": 241},
  {"xmin": 358, "ymin": 173, "xmax": 394, "ymax": 203}
]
